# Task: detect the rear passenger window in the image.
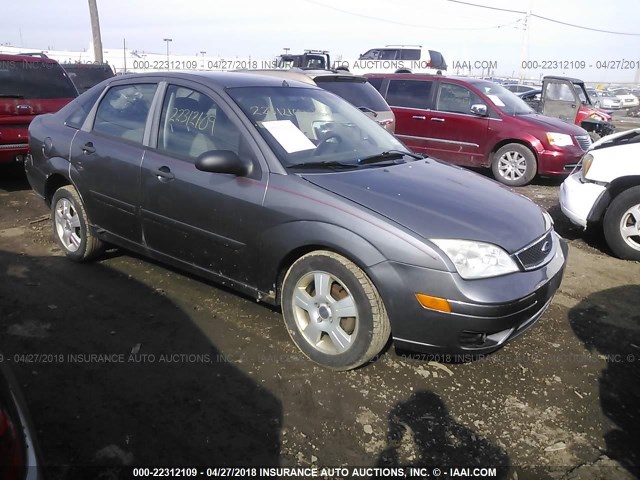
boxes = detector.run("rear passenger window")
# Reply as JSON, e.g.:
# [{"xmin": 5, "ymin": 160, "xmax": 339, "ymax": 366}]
[
  {"xmin": 93, "ymin": 83, "xmax": 157, "ymax": 143},
  {"xmin": 436, "ymin": 83, "xmax": 484, "ymax": 115},
  {"xmin": 386, "ymin": 80, "xmax": 432, "ymax": 109}
]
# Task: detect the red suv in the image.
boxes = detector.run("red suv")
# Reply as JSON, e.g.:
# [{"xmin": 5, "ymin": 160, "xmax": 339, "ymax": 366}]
[
  {"xmin": 0, "ymin": 53, "xmax": 77, "ymax": 164},
  {"xmin": 366, "ymin": 73, "xmax": 590, "ymax": 186}
]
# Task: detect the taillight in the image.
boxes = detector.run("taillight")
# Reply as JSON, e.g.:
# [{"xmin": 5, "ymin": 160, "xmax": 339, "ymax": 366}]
[{"xmin": 0, "ymin": 407, "xmax": 24, "ymax": 480}]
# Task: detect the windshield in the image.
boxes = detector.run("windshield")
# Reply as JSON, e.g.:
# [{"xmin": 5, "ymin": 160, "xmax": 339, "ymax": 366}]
[
  {"xmin": 0, "ymin": 60, "xmax": 77, "ymax": 99},
  {"xmin": 614, "ymin": 88, "xmax": 630, "ymax": 95},
  {"xmin": 472, "ymin": 80, "xmax": 534, "ymax": 115},
  {"xmin": 228, "ymin": 86, "xmax": 408, "ymax": 169},
  {"xmin": 313, "ymin": 78, "xmax": 390, "ymax": 112}
]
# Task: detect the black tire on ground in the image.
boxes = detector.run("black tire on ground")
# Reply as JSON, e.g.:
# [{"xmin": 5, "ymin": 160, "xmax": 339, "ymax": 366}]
[
  {"xmin": 281, "ymin": 250, "xmax": 391, "ymax": 370},
  {"xmin": 603, "ymin": 186, "xmax": 640, "ymax": 261},
  {"xmin": 51, "ymin": 185, "xmax": 103, "ymax": 262},
  {"xmin": 491, "ymin": 143, "xmax": 537, "ymax": 187}
]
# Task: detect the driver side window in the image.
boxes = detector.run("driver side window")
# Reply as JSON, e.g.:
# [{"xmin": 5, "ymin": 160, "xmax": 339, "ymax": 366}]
[{"xmin": 157, "ymin": 85, "xmax": 241, "ymax": 162}]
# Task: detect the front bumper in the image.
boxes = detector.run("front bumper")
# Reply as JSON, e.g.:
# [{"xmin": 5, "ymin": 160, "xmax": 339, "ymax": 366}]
[
  {"xmin": 536, "ymin": 146, "xmax": 585, "ymax": 175},
  {"xmin": 559, "ymin": 172, "xmax": 606, "ymax": 228},
  {"xmin": 370, "ymin": 233, "xmax": 568, "ymax": 355}
]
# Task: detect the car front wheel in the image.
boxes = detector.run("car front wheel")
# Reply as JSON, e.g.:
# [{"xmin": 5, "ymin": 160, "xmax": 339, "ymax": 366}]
[
  {"xmin": 281, "ymin": 250, "xmax": 391, "ymax": 370},
  {"xmin": 491, "ymin": 143, "xmax": 537, "ymax": 187},
  {"xmin": 603, "ymin": 186, "xmax": 640, "ymax": 261},
  {"xmin": 51, "ymin": 185, "xmax": 103, "ymax": 261}
]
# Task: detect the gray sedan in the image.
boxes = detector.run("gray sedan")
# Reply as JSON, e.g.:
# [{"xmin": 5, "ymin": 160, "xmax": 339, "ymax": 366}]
[{"xmin": 25, "ymin": 72, "xmax": 567, "ymax": 370}]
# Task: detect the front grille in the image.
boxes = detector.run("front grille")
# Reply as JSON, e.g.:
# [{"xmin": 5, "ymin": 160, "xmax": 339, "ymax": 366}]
[
  {"xmin": 575, "ymin": 135, "xmax": 591, "ymax": 151},
  {"xmin": 516, "ymin": 231, "xmax": 554, "ymax": 270}
]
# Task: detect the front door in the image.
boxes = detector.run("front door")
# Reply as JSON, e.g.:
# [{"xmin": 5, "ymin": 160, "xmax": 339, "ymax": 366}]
[
  {"xmin": 541, "ymin": 79, "xmax": 580, "ymax": 124},
  {"xmin": 140, "ymin": 83, "xmax": 267, "ymax": 279}
]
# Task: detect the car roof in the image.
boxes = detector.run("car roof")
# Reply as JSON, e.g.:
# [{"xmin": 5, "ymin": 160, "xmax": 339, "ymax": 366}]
[
  {"xmin": 364, "ymin": 73, "xmax": 493, "ymax": 85},
  {"xmin": 234, "ymin": 68, "xmax": 367, "ymax": 85},
  {"xmin": 105, "ymin": 70, "xmax": 318, "ymax": 89},
  {"xmin": 0, "ymin": 53, "xmax": 60, "ymax": 64},
  {"xmin": 543, "ymin": 75, "xmax": 585, "ymax": 84}
]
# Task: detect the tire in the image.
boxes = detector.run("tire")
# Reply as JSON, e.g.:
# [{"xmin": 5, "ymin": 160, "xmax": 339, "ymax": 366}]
[
  {"xmin": 281, "ymin": 250, "xmax": 391, "ymax": 370},
  {"xmin": 491, "ymin": 143, "xmax": 537, "ymax": 187},
  {"xmin": 603, "ymin": 186, "xmax": 640, "ymax": 261},
  {"xmin": 51, "ymin": 185, "xmax": 103, "ymax": 262}
]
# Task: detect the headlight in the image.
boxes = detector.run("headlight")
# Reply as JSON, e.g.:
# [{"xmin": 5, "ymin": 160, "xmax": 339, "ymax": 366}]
[
  {"xmin": 546, "ymin": 132, "xmax": 574, "ymax": 147},
  {"xmin": 431, "ymin": 239, "xmax": 520, "ymax": 279},
  {"xmin": 581, "ymin": 153, "xmax": 594, "ymax": 180}
]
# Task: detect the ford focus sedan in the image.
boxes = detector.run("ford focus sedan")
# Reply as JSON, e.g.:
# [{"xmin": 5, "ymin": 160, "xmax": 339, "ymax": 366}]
[{"xmin": 25, "ymin": 72, "xmax": 567, "ymax": 370}]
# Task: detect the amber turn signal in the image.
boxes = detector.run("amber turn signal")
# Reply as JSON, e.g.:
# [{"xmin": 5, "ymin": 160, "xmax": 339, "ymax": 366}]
[{"xmin": 415, "ymin": 294, "xmax": 452, "ymax": 313}]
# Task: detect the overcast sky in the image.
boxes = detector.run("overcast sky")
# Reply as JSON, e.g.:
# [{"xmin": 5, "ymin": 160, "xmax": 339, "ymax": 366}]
[{"xmin": 1, "ymin": 0, "xmax": 639, "ymax": 82}]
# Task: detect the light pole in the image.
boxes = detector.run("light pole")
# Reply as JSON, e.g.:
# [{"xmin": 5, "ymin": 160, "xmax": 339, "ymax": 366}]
[
  {"xmin": 163, "ymin": 38, "xmax": 172, "ymax": 70},
  {"xmin": 200, "ymin": 51, "xmax": 206, "ymax": 70}
]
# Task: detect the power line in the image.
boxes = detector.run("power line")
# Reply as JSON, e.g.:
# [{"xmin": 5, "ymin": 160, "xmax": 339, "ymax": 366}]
[
  {"xmin": 447, "ymin": 0, "xmax": 640, "ymax": 36},
  {"xmin": 447, "ymin": 0, "xmax": 525, "ymax": 15},
  {"xmin": 531, "ymin": 13, "xmax": 640, "ymax": 36},
  {"xmin": 301, "ymin": 0, "xmax": 523, "ymax": 31}
]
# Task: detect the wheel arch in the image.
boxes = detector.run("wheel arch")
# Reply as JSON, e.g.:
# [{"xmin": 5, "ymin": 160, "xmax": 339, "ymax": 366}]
[
  {"xmin": 258, "ymin": 222, "xmax": 387, "ymax": 306},
  {"xmin": 589, "ymin": 176, "xmax": 640, "ymax": 224},
  {"xmin": 491, "ymin": 138, "xmax": 538, "ymax": 161},
  {"xmin": 44, "ymin": 173, "xmax": 72, "ymax": 207}
]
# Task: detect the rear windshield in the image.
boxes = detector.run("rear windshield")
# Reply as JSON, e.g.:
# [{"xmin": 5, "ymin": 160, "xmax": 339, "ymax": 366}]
[
  {"xmin": 63, "ymin": 64, "xmax": 114, "ymax": 93},
  {"xmin": 0, "ymin": 59, "xmax": 77, "ymax": 99},
  {"xmin": 314, "ymin": 78, "xmax": 390, "ymax": 112}
]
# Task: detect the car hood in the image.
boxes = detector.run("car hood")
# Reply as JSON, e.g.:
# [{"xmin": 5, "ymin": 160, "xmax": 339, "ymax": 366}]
[
  {"xmin": 300, "ymin": 160, "xmax": 547, "ymax": 253},
  {"xmin": 517, "ymin": 113, "xmax": 588, "ymax": 135}
]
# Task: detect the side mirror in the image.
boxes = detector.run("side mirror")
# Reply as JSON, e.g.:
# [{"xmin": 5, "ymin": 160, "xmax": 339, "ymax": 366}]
[
  {"xmin": 470, "ymin": 104, "xmax": 488, "ymax": 116},
  {"xmin": 195, "ymin": 150, "xmax": 252, "ymax": 176}
]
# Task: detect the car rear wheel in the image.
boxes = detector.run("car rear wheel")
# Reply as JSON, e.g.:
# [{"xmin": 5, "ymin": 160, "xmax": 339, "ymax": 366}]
[
  {"xmin": 51, "ymin": 185, "xmax": 103, "ymax": 262},
  {"xmin": 281, "ymin": 250, "xmax": 391, "ymax": 370},
  {"xmin": 603, "ymin": 186, "xmax": 640, "ymax": 261},
  {"xmin": 491, "ymin": 143, "xmax": 537, "ymax": 187}
]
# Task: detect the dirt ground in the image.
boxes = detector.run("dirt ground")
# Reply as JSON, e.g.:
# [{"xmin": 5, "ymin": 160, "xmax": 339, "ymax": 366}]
[{"xmin": 1, "ymin": 141, "xmax": 639, "ymax": 479}]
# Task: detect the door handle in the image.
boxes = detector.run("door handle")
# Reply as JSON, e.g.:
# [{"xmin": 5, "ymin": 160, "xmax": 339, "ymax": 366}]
[
  {"xmin": 431, "ymin": 118, "xmax": 445, "ymax": 122},
  {"xmin": 412, "ymin": 115, "xmax": 426, "ymax": 120},
  {"xmin": 82, "ymin": 142, "xmax": 96, "ymax": 154},
  {"xmin": 153, "ymin": 166, "xmax": 175, "ymax": 181}
]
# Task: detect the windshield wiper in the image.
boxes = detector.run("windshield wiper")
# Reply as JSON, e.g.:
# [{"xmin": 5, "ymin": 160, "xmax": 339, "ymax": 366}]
[
  {"xmin": 358, "ymin": 150, "xmax": 423, "ymax": 165},
  {"xmin": 0, "ymin": 94, "xmax": 25, "ymax": 99},
  {"xmin": 287, "ymin": 160, "xmax": 357, "ymax": 170},
  {"xmin": 357, "ymin": 106, "xmax": 378, "ymax": 117}
]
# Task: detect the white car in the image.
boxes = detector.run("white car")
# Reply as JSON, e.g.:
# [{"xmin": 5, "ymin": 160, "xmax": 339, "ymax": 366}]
[
  {"xmin": 560, "ymin": 128, "xmax": 640, "ymax": 260},
  {"xmin": 609, "ymin": 88, "xmax": 640, "ymax": 108}
]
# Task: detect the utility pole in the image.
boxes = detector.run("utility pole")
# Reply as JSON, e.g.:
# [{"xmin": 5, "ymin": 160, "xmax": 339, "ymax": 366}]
[
  {"xmin": 88, "ymin": 0, "xmax": 104, "ymax": 63},
  {"xmin": 518, "ymin": 0, "xmax": 532, "ymax": 84}
]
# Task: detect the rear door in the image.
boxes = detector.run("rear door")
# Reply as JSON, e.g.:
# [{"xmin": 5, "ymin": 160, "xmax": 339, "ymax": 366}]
[
  {"xmin": 384, "ymin": 78, "xmax": 435, "ymax": 155},
  {"xmin": 69, "ymin": 81, "xmax": 158, "ymax": 243},
  {"xmin": 424, "ymin": 80, "xmax": 489, "ymax": 166}
]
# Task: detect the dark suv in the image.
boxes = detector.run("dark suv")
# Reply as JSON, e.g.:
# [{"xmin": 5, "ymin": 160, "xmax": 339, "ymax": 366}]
[
  {"xmin": 62, "ymin": 63, "xmax": 115, "ymax": 93},
  {"xmin": 0, "ymin": 53, "xmax": 77, "ymax": 164},
  {"xmin": 367, "ymin": 73, "xmax": 590, "ymax": 186}
]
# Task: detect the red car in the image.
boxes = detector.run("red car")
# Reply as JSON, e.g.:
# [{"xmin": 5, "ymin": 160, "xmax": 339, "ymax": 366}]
[
  {"xmin": 0, "ymin": 53, "xmax": 77, "ymax": 164},
  {"xmin": 366, "ymin": 73, "xmax": 590, "ymax": 186}
]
